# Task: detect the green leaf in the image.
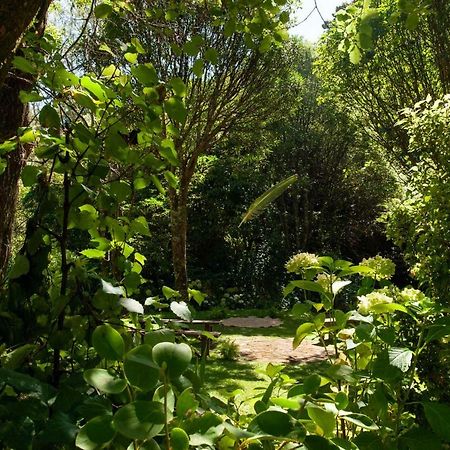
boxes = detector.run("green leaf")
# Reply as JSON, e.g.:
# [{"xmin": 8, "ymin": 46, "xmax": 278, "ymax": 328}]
[
  {"xmin": 94, "ymin": 3, "xmax": 113, "ymax": 18},
  {"xmin": 39, "ymin": 104, "xmax": 60, "ymax": 129},
  {"xmin": 183, "ymin": 35, "xmax": 204, "ymax": 56},
  {"xmin": 125, "ymin": 52, "xmax": 138, "ymax": 64},
  {"xmin": 349, "ymin": 45, "xmax": 362, "ymax": 64},
  {"xmin": 162, "ymin": 285, "xmax": 180, "ymax": 300},
  {"xmin": 205, "ymin": 48, "xmax": 219, "ymax": 64},
  {"xmin": 159, "ymin": 138, "xmax": 179, "ymax": 166},
  {"xmin": 303, "ymin": 374, "xmax": 321, "ymax": 394},
  {"xmin": 307, "ymin": 405, "xmax": 336, "ymax": 437},
  {"xmin": 12, "ymin": 56, "xmax": 36, "ymax": 74},
  {"xmin": 165, "ymin": 96, "xmax": 187, "ymax": 123},
  {"xmin": 83, "ymin": 368, "xmax": 127, "ymax": 394},
  {"xmin": 176, "ymin": 387, "xmax": 199, "ymax": 417},
  {"xmin": 92, "ymin": 324, "xmax": 125, "ymax": 361},
  {"xmin": 169, "ymin": 77, "xmax": 187, "ymax": 97},
  {"xmin": 248, "ymin": 409, "xmax": 294, "ymax": 437},
  {"xmin": 192, "ymin": 59, "xmax": 204, "ymax": 78},
  {"xmin": 406, "ymin": 12, "xmax": 419, "ymax": 30},
  {"xmin": 335, "ymin": 392, "xmax": 348, "ymax": 410},
  {"xmin": 80, "ymin": 76, "xmax": 108, "ymax": 101},
  {"xmin": 284, "ymin": 280, "xmax": 327, "ymax": 297},
  {"xmin": 400, "ymin": 427, "xmax": 442, "ymax": 450},
  {"xmin": 293, "ymin": 322, "xmax": 315, "ymax": 349},
  {"xmin": 124, "ymin": 345, "xmax": 159, "ymax": 391},
  {"xmin": 152, "ymin": 342, "xmax": 192, "ymax": 378},
  {"xmin": 109, "ymin": 180, "xmax": 132, "ymax": 202},
  {"xmin": 113, "ymin": 401, "xmax": 165, "ymax": 440},
  {"xmin": 370, "ymin": 302, "xmax": 409, "ymax": 314},
  {"xmin": 131, "ymin": 63, "xmax": 158, "ymax": 86},
  {"xmin": 339, "ymin": 412, "xmax": 379, "ymax": 430},
  {"xmin": 170, "ymin": 301, "xmax": 192, "ymax": 321},
  {"xmin": 240, "ymin": 175, "xmax": 297, "ymax": 225},
  {"xmin": 131, "ymin": 216, "xmax": 151, "ymax": 236},
  {"xmin": 76, "ymin": 415, "xmax": 116, "ymax": 450},
  {"xmin": 21, "ymin": 165, "xmax": 39, "ymax": 187},
  {"xmin": 2, "ymin": 344, "xmax": 36, "ymax": 370},
  {"xmin": 19, "ymin": 90, "xmax": 42, "ymax": 103},
  {"xmin": 423, "ymin": 402, "xmax": 450, "ymax": 441},
  {"xmin": 9, "ymin": 254, "xmax": 30, "ymax": 279},
  {"xmin": 73, "ymin": 91, "xmax": 97, "ymax": 111},
  {"xmin": 188, "ymin": 288, "xmax": 205, "ymax": 306},
  {"xmin": 304, "ymin": 436, "xmax": 340, "ymax": 450},
  {"xmin": 81, "ymin": 249, "xmax": 106, "ymax": 259},
  {"xmin": 171, "ymin": 428, "xmax": 189, "ymax": 450}
]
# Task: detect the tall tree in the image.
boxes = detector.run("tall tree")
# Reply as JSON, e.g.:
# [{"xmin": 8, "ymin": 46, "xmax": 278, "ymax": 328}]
[
  {"xmin": 0, "ymin": 0, "xmax": 52, "ymax": 279},
  {"xmin": 91, "ymin": 0, "xmax": 290, "ymax": 298}
]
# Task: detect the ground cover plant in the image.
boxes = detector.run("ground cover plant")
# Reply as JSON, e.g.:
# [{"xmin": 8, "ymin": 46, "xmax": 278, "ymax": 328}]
[{"xmin": 0, "ymin": 0, "xmax": 449, "ymax": 449}]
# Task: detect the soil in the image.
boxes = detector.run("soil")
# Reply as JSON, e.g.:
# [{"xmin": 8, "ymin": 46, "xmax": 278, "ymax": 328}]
[
  {"xmin": 231, "ymin": 335, "xmax": 326, "ymax": 364},
  {"xmin": 220, "ymin": 316, "xmax": 327, "ymax": 364}
]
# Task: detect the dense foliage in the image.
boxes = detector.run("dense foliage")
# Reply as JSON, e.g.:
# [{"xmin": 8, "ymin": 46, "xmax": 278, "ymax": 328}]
[{"xmin": 0, "ymin": 0, "xmax": 449, "ymax": 449}]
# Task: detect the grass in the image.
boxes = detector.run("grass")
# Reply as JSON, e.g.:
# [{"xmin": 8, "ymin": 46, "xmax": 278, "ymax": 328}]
[{"xmin": 201, "ymin": 354, "xmax": 328, "ymax": 414}]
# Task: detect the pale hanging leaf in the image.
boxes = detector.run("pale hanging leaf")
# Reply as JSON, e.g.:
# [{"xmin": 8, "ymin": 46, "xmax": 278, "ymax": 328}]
[
  {"xmin": 170, "ymin": 301, "xmax": 192, "ymax": 321},
  {"xmin": 239, "ymin": 175, "xmax": 298, "ymax": 226},
  {"xmin": 120, "ymin": 298, "xmax": 144, "ymax": 314},
  {"xmin": 388, "ymin": 347, "xmax": 413, "ymax": 372},
  {"xmin": 332, "ymin": 280, "xmax": 352, "ymax": 295},
  {"xmin": 101, "ymin": 279, "xmax": 124, "ymax": 296}
]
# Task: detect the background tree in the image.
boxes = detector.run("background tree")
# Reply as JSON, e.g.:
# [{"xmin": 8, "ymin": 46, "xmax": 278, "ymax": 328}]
[
  {"xmin": 86, "ymin": 0, "xmax": 291, "ymax": 299},
  {"xmin": 0, "ymin": 0, "xmax": 52, "ymax": 279}
]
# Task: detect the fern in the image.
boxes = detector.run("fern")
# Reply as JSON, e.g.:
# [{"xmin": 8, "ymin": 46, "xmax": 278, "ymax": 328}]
[{"xmin": 239, "ymin": 174, "xmax": 298, "ymax": 226}]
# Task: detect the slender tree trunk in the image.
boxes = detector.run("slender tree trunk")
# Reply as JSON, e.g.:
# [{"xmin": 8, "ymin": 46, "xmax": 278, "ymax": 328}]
[
  {"xmin": 0, "ymin": 0, "xmax": 49, "ymax": 81},
  {"xmin": 169, "ymin": 185, "xmax": 189, "ymax": 301},
  {"xmin": 0, "ymin": 74, "xmax": 33, "ymax": 279},
  {"xmin": 0, "ymin": 0, "xmax": 51, "ymax": 280}
]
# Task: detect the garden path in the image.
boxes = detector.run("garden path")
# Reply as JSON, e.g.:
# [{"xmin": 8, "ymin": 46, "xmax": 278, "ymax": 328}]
[{"xmin": 221, "ymin": 316, "xmax": 327, "ymax": 364}]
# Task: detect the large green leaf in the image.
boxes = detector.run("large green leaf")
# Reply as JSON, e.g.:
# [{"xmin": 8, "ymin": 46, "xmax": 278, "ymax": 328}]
[
  {"xmin": 113, "ymin": 401, "xmax": 165, "ymax": 440},
  {"xmin": 248, "ymin": 409, "xmax": 294, "ymax": 436},
  {"xmin": 240, "ymin": 175, "xmax": 298, "ymax": 225},
  {"xmin": 83, "ymin": 369, "xmax": 127, "ymax": 394},
  {"xmin": 9, "ymin": 254, "xmax": 30, "ymax": 279},
  {"xmin": 176, "ymin": 387, "xmax": 199, "ymax": 417},
  {"xmin": 293, "ymin": 322, "xmax": 316, "ymax": 349},
  {"xmin": 339, "ymin": 411, "xmax": 379, "ymax": 430},
  {"xmin": 123, "ymin": 345, "xmax": 159, "ymax": 392},
  {"xmin": 75, "ymin": 415, "xmax": 115, "ymax": 450},
  {"xmin": 307, "ymin": 405, "xmax": 336, "ymax": 437},
  {"xmin": 92, "ymin": 324, "xmax": 125, "ymax": 361},
  {"xmin": 284, "ymin": 280, "xmax": 328, "ymax": 297},
  {"xmin": 152, "ymin": 342, "xmax": 192, "ymax": 378},
  {"xmin": 423, "ymin": 402, "xmax": 450, "ymax": 441}
]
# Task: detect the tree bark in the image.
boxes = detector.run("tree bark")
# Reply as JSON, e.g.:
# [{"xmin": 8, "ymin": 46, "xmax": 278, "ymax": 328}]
[
  {"xmin": 169, "ymin": 186, "xmax": 189, "ymax": 301},
  {"xmin": 0, "ymin": 74, "xmax": 33, "ymax": 279},
  {"xmin": 0, "ymin": 0, "xmax": 48, "ymax": 81},
  {"xmin": 0, "ymin": 0, "xmax": 51, "ymax": 279}
]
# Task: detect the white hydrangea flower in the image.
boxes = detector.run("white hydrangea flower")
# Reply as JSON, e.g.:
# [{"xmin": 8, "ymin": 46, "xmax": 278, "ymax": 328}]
[
  {"xmin": 286, "ymin": 252, "xmax": 320, "ymax": 273},
  {"xmin": 357, "ymin": 291, "xmax": 394, "ymax": 315},
  {"xmin": 361, "ymin": 255, "xmax": 396, "ymax": 280}
]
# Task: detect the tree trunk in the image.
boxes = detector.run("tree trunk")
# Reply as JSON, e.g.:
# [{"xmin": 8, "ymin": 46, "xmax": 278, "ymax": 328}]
[
  {"xmin": 0, "ymin": 0, "xmax": 51, "ymax": 280},
  {"xmin": 0, "ymin": 0, "xmax": 49, "ymax": 81},
  {"xmin": 0, "ymin": 74, "xmax": 32, "ymax": 279},
  {"xmin": 169, "ymin": 186, "xmax": 189, "ymax": 301}
]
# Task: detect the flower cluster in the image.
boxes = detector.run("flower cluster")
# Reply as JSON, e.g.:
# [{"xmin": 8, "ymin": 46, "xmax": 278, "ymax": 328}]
[
  {"xmin": 357, "ymin": 291, "xmax": 394, "ymax": 315},
  {"xmin": 361, "ymin": 255, "xmax": 396, "ymax": 280},
  {"xmin": 286, "ymin": 252, "xmax": 320, "ymax": 273},
  {"xmin": 397, "ymin": 287, "xmax": 426, "ymax": 304},
  {"xmin": 315, "ymin": 273, "xmax": 339, "ymax": 292}
]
